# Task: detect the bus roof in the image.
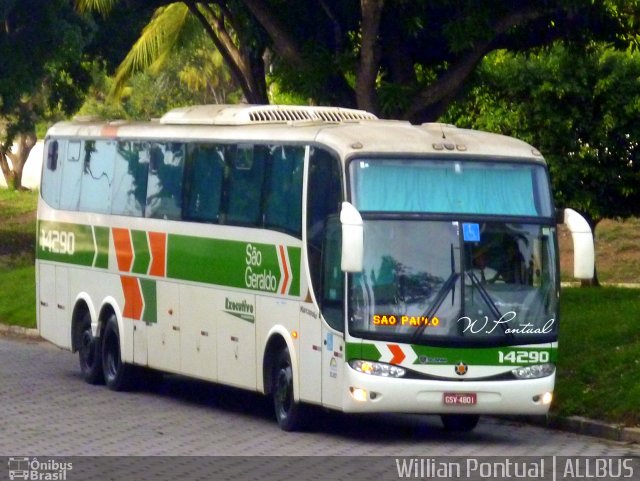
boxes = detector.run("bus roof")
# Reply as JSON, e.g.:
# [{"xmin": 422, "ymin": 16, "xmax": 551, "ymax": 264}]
[{"xmin": 46, "ymin": 104, "xmax": 544, "ymax": 163}]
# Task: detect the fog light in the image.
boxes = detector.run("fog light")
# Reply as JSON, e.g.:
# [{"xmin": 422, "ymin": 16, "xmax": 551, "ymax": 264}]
[
  {"xmin": 350, "ymin": 387, "xmax": 368, "ymax": 402},
  {"xmin": 542, "ymin": 392, "xmax": 553, "ymax": 405}
]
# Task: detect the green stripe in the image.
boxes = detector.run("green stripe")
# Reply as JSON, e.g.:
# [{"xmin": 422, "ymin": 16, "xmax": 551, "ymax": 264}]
[
  {"xmin": 38, "ymin": 221, "xmax": 95, "ymax": 267},
  {"xmin": 411, "ymin": 344, "xmax": 557, "ymax": 366},
  {"xmin": 167, "ymin": 235, "xmax": 301, "ymax": 295},
  {"xmin": 38, "ymin": 221, "xmax": 302, "ymax": 296},
  {"xmin": 140, "ymin": 279, "xmax": 157, "ymax": 324},
  {"xmin": 93, "ymin": 226, "xmax": 109, "ymax": 269},
  {"xmin": 131, "ymin": 230, "xmax": 150, "ymax": 274},
  {"xmin": 348, "ymin": 342, "xmax": 557, "ymax": 366},
  {"xmin": 287, "ymin": 246, "xmax": 301, "ymax": 296}
]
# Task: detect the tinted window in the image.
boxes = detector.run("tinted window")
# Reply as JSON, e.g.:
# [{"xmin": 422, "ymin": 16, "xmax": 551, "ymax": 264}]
[
  {"xmin": 59, "ymin": 140, "xmax": 83, "ymax": 211},
  {"xmin": 264, "ymin": 146, "xmax": 304, "ymax": 236},
  {"xmin": 112, "ymin": 141, "xmax": 149, "ymax": 216},
  {"xmin": 184, "ymin": 144, "xmax": 226, "ymax": 223},
  {"xmin": 41, "ymin": 140, "xmax": 61, "ymax": 208},
  {"xmin": 145, "ymin": 142, "xmax": 185, "ymax": 220},
  {"xmin": 226, "ymin": 145, "xmax": 266, "ymax": 225},
  {"xmin": 79, "ymin": 140, "xmax": 115, "ymax": 213}
]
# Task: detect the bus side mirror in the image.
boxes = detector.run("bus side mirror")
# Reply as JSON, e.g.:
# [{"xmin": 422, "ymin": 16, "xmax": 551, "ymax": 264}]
[
  {"xmin": 562, "ymin": 208, "xmax": 595, "ymax": 279},
  {"xmin": 340, "ymin": 202, "xmax": 363, "ymax": 272}
]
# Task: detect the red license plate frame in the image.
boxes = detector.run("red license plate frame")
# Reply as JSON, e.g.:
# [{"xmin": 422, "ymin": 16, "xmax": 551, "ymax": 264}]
[{"xmin": 443, "ymin": 392, "xmax": 477, "ymax": 406}]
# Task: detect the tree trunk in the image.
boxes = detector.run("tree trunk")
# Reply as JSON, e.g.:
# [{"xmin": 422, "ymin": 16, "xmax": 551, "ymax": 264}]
[{"xmin": 3, "ymin": 131, "xmax": 37, "ymax": 191}]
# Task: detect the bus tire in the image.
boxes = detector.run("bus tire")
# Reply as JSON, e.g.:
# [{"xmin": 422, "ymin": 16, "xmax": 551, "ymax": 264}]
[
  {"xmin": 440, "ymin": 414, "xmax": 480, "ymax": 432},
  {"xmin": 102, "ymin": 314, "xmax": 134, "ymax": 391},
  {"xmin": 78, "ymin": 311, "xmax": 104, "ymax": 385},
  {"xmin": 272, "ymin": 347, "xmax": 306, "ymax": 431}
]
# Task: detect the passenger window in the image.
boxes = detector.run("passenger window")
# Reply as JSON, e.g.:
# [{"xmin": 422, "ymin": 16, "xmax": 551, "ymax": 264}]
[
  {"xmin": 111, "ymin": 141, "xmax": 149, "ymax": 217},
  {"xmin": 145, "ymin": 142, "xmax": 185, "ymax": 220},
  {"xmin": 226, "ymin": 145, "xmax": 266, "ymax": 225},
  {"xmin": 79, "ymin": 140, "xmax": 115, "ymax": 213},
  {"xmin": 41, "ymin": 140, "xmax": 61, "ymax": 208},
  {"xmin": 264, "ymin": 146, "xmax": 304, "ymax": 236},
  {"xmin": 59, "ymin": 141, "xmax": 84, "ymax": 211},
  {"xmin": 184, "ymin": 144, "xmax": 226, "ymax": 223}
]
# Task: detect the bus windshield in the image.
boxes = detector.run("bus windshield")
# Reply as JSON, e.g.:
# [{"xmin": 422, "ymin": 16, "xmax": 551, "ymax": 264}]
[
  {"xmin": 348, "ymin": 220, "xmax": 558, "ymax": 346},
  {"xmin": 347, "ymin": 156, "xmax": 558, "ymax": 346},
  {"xmin": 349, "ymin": 158, "xmax": 553, "ymax": 217}
]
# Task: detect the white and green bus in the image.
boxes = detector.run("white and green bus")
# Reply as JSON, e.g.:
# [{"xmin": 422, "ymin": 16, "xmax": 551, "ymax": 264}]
[{"xmin": 36, "ymin": 104, "xmax": 594, "ymax": 432}]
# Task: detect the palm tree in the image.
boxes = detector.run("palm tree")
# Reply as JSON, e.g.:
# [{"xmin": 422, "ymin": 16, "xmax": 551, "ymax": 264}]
[{"xmin": 76, "ymin": 0, "xmax": 268, "ymax": 103}]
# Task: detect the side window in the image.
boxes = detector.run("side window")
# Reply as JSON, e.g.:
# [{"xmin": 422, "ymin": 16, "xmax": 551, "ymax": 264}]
[
  {"xmin": 264, "ymin": 146, "xmax": 304, "ymax": 236},
  {"xmin": 226, "ymin": 145, "xmax": 266, "ymax": 226},
  {"xmin": 41, "ymin": 140, "xmax": 61, "ymax": 208},
  {"xmin": 79, "ymin": 140, "xmax": 115, "ymax": 213},
  {"xmin": 112, "ymin": 141, "xmax": 149, "ymax": 217},
  {"xmin": 321, "ymin": 217, "xmax": 344, "ymax": 331},
  {"xmin": 306, "ymin": 147, "xmax": 343, "ymax": 331},
  {"xmin": 59, "ymin": 140, "xmax": 83, "ymax": 211},
  {"xmin": 184, "ymin": 143, "xmax": 226, "ymax": 223},
  {"xmin": 145, "ymin": 142, "xmax": 185, "ymax": 220}
]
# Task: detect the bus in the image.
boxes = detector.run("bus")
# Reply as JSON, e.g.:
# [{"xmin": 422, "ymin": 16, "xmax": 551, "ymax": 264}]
[{"xmin": 36, "ymin": 104, "xmax": 594, "ymax": 432}]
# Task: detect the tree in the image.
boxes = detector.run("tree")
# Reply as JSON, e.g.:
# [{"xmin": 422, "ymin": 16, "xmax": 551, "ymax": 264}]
[
  {"xmin": 78, "ymin": 32, "xmax": 240, "ymax": 121},
  {"xmin": 443, "ymin": 43, "xmax": 640, "ymax": 285},
  {"xmin": 0, "ymin": 0, "xmax": 93, "ymax": 190},
  {"xmin": 78, "ymin": 0, "xmax": 640, "ymax": 122}
]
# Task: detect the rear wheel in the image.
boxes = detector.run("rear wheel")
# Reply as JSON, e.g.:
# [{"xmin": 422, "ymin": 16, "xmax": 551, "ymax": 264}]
[
  {"xmin": 78, "ymin": 311, "xmax": 103, "ymax": 385},
  {"xmin": 440, "ymin": 414, "xmax": 480, "ymax": 432},
  {"xmin": 272, "ymin": 347, "xmax": 307, "ymax": 431},
  {"xmin": 102, "ymin": 315, "xmax": 134, "ymax": 391}
]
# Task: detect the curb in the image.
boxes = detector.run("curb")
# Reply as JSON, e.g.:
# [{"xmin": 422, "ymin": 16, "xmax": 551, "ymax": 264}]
[
  {"xmin": 0, "ymin": 323, "xmax": 40, "ymax": 339},
  {"xmin": 502, "ymin": 415, "xmax": 640, "ymax": 444}
]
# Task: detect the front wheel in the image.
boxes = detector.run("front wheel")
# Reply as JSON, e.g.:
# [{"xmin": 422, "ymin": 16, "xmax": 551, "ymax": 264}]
[
  {"xmin": 272, "ymin": 348, "xmax": 307, "ymax": 431},
  {"xmin": 102, "ymin": 315, "xmax": 134, "ymax": 391},
  {"xmin": 440, "ymin": 414, "xmax": 480, "ymax": 432},
  {"xmin": 78, "ymin": 312, "xmax": 104, "ymax": 385}
]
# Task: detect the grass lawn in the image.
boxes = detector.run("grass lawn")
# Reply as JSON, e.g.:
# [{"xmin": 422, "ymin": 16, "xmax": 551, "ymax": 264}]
[
  {"xmin": 555, "ymin": 287, "xmax": 640, "ymax": 426},
  {"xmin": 0, "ymin": 188, "xmax": 638, "ymax": 425},
  {"xmin": 0, "ymin": 189, "xmax": 37, "ymax": 327}
]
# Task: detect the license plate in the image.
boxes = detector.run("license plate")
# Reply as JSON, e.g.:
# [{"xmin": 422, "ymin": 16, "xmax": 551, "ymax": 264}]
[{"xmin": 443, "ymin": 392, "xmax": 477, "ymax": 406}]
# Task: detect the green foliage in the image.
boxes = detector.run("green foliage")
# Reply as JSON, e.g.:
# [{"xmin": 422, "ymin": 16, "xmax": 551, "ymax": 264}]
[
  {"xmin": 78, "ymin": 1, "xmax": 640, "ymax": 122},
  {"xmin": 444, "ymin": 43, "xmax": 640, "ymax": 224},
  {"xmin": 78, "ymin": 33, "xmax": 242, "ymax": 121}
]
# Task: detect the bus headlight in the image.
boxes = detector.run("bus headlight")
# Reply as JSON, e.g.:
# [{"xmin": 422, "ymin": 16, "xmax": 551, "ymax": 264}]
[
  {"xmin": 512, "ymin": 363, "xmax": 555, "ymax": 379},
  {"xmin": 349, "ymin": 360, "xmax": 406, "ymax": 378}
]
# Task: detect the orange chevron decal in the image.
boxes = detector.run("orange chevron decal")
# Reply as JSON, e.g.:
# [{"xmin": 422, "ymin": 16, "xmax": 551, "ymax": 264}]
[
  {"xmin": 278, "ymin": 245, "xmax": 289, "ymax": 295},
  {"xmin": 148, "ymin": 231, "xmax": 167, "ymax": 277},
  {"xmin": 120, "ymin": 275, "xmax": 143, "ymax": 320},
  {"xmin": 112, "ymin": 228, "xmax": 133, "ymax": 272},
  {"xmin": 388, "ymin": 344, "xmax": 406, "ymax": 365}
]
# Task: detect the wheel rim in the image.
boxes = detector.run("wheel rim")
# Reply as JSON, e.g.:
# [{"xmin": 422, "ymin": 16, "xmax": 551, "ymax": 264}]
[
  {"xmin": 275, "ymin": 362, "xmax": 293, "ymax": 421},
  {"xmin": 79, "ymin": 329, "xmax": 94, "ymax": 370},
  {"xmin": 104, "ymin": 332, "xmax": 120, "ymax": 381}
]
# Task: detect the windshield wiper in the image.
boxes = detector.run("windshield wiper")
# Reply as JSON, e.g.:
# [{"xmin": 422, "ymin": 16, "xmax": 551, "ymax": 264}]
[
  {"xmin": 413, "ymin": 244, "xmax": 458, "ymax": 340},
  {"xmin": 466, "ymin": 272, "xmax": 514, "ymax": 339}
]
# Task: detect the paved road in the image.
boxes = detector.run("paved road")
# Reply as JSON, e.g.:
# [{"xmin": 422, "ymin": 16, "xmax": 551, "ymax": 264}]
[{"xmin": 1, "ymin": 335, "xmax": 638, "ymax": 458}]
